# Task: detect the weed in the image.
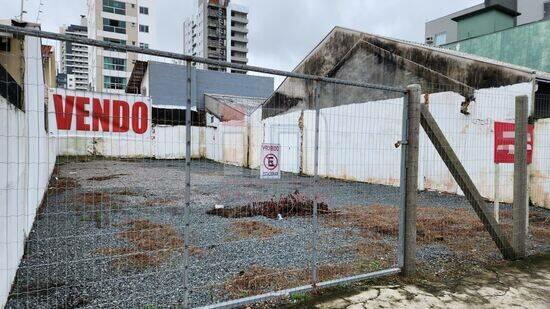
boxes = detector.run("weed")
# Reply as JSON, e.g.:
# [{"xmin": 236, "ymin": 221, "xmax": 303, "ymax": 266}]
[
  {"xmin": 290, "ymin": 293, "xmax": 310, "ymax": 302},
  {"xmin": 97, "ymin": 219, "xmax": 202, "ymax": 269}
]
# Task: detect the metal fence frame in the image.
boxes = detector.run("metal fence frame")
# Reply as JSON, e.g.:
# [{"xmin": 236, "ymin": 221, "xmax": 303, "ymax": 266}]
[{"xmin": 0, "ymin": 24, "xmax": 418, "ymax": 308}]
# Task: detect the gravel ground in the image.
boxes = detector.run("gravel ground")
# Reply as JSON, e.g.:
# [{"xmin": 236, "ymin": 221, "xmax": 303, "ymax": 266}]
[{"xmin": 6, "ymin": 158, "xmax": 550, "ymax": 308}]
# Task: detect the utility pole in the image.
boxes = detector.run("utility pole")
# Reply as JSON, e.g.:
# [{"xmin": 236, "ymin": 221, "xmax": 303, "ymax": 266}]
[{"xmin": 19, "ymin": 0, "xmax": 26, "ymax": 21}]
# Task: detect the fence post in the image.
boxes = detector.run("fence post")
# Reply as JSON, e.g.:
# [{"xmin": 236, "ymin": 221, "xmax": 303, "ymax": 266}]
[
  {"xmin": 513, "ymin": 95, "xmax": 528, "ymax": 259},
  {"xmin": 311, "ymin": 80, "xmax": 320, "ymax": 287},
  {"xmin": 183, "ymin": 60, "xmax": 193, "ymax": 307},
  {"xmin": 400, "ymin": 84, "xmax": 421, "ymax": 276}
]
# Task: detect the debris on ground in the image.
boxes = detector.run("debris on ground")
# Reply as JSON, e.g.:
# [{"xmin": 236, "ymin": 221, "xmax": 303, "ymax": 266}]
[
  {"xmin": 47, "ymin": 167, "xmax": 81, "ymax": 195},
  {"xmin": 97, "ymin": 219, "xmax": 201, "ymax": 269},
  {"xmin": 207, "ymin": 190, "xmax": 333, "ymax": 219}
]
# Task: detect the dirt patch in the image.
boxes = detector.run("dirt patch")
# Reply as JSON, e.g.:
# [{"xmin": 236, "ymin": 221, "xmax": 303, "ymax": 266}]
[
  {"xmin": 47, "ymin": 169, "xmax": 81, "ymax": 195},
  {"xmin": 144, "ymin": 198, "xmax": 178, "ymax": 207},
  {"xmin": 87, "ymin": 174, "xmax": 128, "ymax": 181},
  {"xmin": 324, "ymin": 204, "xmax": 517, "ymax": 247},
  {"xmin": 225, "ymin": 263, "xmax": 367, "ymax": 298},
  {"xmin": 207, "ymin": 190, "xmax": 333, "ymax": 219},
  {"xmin": 97, "ymin": 219, "xmax": 201, "ymax": 269},
  {"xmin": 230, "ymin": 221, "xmax": 282, "ymax": 240},
  {"xmin": 111, "ymin": 189, "xmax": 141, "ymax": 196},
  {"xmin": 325, "ymin": 205, "xmax": 398, "ymax": 238},
  {"xmin": 355, "ymin": 241, "xmax": 395, "ymax": 262},
  {"xmin": 77, "ymin": 192, "xmax": 112, "ymax": 205}
]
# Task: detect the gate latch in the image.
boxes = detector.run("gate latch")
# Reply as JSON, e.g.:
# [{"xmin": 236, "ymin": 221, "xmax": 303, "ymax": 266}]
[{"xmin": 394, "ymin": 140, "xmax": 408, "ymax": 148}]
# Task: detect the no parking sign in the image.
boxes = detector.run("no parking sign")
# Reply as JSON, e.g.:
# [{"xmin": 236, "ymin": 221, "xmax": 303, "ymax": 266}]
[{"xmin": 261, "ymin": 143, "xmax": 281, "ymax": 179}]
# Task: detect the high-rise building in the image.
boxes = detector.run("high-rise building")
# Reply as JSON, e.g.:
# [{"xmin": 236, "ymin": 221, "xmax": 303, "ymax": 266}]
[
  {"xmin": 183, "ymin": 0, "xmax": 249, "ymax": 73},
  {"xmin": 425, "ymin": 0, "xmax": 549, "ymax": 46},
  {"xmin": 87, "ymin": 0, "xmax": 154, "ymax": 93},
  {"xmin": 59, "ymin": 16, "xmax": 89, "ymax": 90}
]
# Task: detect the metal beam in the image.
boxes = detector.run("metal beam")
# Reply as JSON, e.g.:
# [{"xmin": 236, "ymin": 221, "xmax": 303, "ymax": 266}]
[
  {"xmin": 419, "ymin": 104, "xmax": 516, "ymax": 260},
  {"xmin": 0, "ymin": 24, "xmax": 406, "ymax": 93}
]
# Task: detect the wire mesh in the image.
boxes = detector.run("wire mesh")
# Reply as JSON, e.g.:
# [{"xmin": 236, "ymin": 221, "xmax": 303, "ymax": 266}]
[
  {"xmin": 1, "ymin": 24, "xmax": 549, "ymax": 309},
  {"xmin": 416, "ymin": 82, "xmax": 550, "ymax": 279}
]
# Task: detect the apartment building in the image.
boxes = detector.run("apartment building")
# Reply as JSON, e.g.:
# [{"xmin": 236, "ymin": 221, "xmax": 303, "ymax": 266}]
[
  {"xmin": 87, "ymin": 0, "xmax": 154, "ymax": 93},
  {"xmin": 425, "ymin": 0, "xmax": 550, "ymax": 46},
  {"xmin": 183, "ymin": 0, "xmax": 249, "ymax": 73},
  {"xmin": 59, "ymin": 16, "xmax": 89, "ymax": 90}
]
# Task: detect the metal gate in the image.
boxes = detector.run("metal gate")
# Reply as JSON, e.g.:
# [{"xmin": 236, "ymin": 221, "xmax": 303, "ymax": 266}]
[{"xmin": 0, "ymin": 24, "xmax": 408, "ymax": 308}]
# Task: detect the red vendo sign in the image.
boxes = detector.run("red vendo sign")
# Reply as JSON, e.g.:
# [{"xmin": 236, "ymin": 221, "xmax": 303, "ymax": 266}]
[
  {"xmin": 52, "ymin": 94, "xmax": 149, "ymax": 134},
  {"xmin": 494, "ymin": 121, "xmax": 534, "ymax": 164}
]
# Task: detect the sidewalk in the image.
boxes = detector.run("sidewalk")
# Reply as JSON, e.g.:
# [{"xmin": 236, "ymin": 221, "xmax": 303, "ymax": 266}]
[{"xmin": 311, "ymin": 253, "xmax": 550, "ymax": 309}]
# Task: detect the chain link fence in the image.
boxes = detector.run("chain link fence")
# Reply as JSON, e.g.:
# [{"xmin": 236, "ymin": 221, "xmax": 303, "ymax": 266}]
[{"xmin": 1, "ymin": 24, "xmax": 549, "ymax": 308}]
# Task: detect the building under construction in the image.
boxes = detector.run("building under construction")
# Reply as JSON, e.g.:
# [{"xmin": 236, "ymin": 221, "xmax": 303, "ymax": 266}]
[{"xmin": 183, "ymin": 0, "xmax": 249, "ymax": 73}]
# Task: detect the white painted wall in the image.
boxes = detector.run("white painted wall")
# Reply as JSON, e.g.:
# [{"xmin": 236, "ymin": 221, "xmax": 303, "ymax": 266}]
[
  {"xmin": 1, "ymin": 35, "xmax": 58, "ymax": 307},
  {"xmin": 253, "ymin": 83, "xmax": 550, "ymax": 209},
  {"xmin": 45, "ymin": 82, "xmax": 550, "ymax": 210},
  {"xmin": 531, "ymin": 118, "xmax": 550, "ymax": 207},
  {"xmin": 154, "ymin": 126, "xmax": 202, "ymax": 159}
]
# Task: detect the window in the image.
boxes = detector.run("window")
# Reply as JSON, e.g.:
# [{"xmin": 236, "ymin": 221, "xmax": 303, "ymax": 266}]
[
  {"xmin": 534, "ymin": 82, "xmax": 550, "ymax": 119},
  {"xmin": 0, "ymin": 37, "xmax": 10, "ymax": 51},
  {"xmin": 103, "ymin": 38, "xmax": 126, "ymax": 51},
  {"xmin": 545, "ymin": 2, "xmax": 550, "ymax": 19},
  {"xmin": 0, "ymin": 62, "xmax": 23, "ymax": 109},
  {"xmin": 103, "ymin": 0, "xmax": 125, "ymax": 15},
  {"xmin": 104, "ymin": 38, "xmax": 126, "ymax": 45},
  {"xmin": 103, "ymin": 18, "xmax": 126, "ymax": 34},
  {"xmin": 139, "ymin": 6, "xmax": 149, "ymax": 15},
  {"xmin": 434, "ymin": 32, "xmax": 447, "ymax": 46},
  {"xmin": 104, "ymin": 76, "xmax": 127, "ymax": 90},
  {"xmin": 139, "ymin": 43, "xmax": 149, "ymax": 49},
  {"xmin": 104, "ymin": 57, "xmax": 126, "ymax": 71},
  {"xmin": 139, "ymin": 25, "xmax": 149, "ymax": 33}
]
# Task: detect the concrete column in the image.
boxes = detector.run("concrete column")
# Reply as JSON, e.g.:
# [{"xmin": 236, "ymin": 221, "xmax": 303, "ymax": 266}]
[
  {"xmin": 402, "ymin": 84, "xmax": 421, "ymax": 276},
  {"xmin": 513, "ymin": 95, "xmax": 528, "ymax": 258}
]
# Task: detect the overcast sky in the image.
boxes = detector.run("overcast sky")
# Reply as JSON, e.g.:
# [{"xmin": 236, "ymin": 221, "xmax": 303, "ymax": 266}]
[{"xmin": 3, "ymin": 0, "xmax": 482, "ymax": 71}]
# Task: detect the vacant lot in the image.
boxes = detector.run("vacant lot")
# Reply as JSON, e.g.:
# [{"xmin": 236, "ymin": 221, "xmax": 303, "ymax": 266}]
[{"xmin": 7, "ymin": 158, "xmax": 550, "ymax": 308}]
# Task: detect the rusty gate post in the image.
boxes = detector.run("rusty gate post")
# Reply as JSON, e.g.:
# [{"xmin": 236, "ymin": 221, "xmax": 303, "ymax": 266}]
[
  {"xmin": 183, "ymin": 60, "xmax": 192, "ymax": 307},
  {"xmin": 513, "ymin": 95, "xmax": 529, "ymax": 258},
  {"xmin": 400, "ymin": 84, "xmax": 421, "ymax": 276}
]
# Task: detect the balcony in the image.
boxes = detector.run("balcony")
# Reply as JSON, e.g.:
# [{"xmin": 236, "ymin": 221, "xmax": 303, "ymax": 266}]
[
  {"xmin": 208, "ymin": 20, "xmax": 221, "ymax": 28},
  {"xmin": 208, "ymin": 29, "xmax": 225, "ymax": 38},
  {"xmin": 231, "ymin": 44, "xmax": 248, "ymax": 53},
  {"xmin": 231, "ymin": 15, "xmax": 248, "ymax": 24},
  {"xmin": 231, "ymin": 55, "xmax": 248, "ymax": 63},
  {"xmin": 231, "ymin": 35, "xmax": 248, "ymax": 43},
  {"xmin": 208, "ymin": 52, "xmax": 226, "ymax": 60},
  {"xmin": 231, "ymin": 24, "xmax": 248, "ymax": 34}
]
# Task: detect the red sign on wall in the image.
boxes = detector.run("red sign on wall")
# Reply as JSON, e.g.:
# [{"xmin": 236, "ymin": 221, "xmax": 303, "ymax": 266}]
[{"xmin": 494, "ymin": 121, "xmax": 534, "ymax": 164}]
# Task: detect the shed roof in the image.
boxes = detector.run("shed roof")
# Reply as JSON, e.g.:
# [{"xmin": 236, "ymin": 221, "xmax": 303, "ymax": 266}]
[
  {"xmin": 297, "ymin": 26, "xmax": 550, "ymax": 82},
  {"xmin": 262, "ymin": 26, "xmax": 549, "ymax": 119},
  {"xmin": 204, "ymin": 93, "xmax": 266, "ymax": 120}
]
